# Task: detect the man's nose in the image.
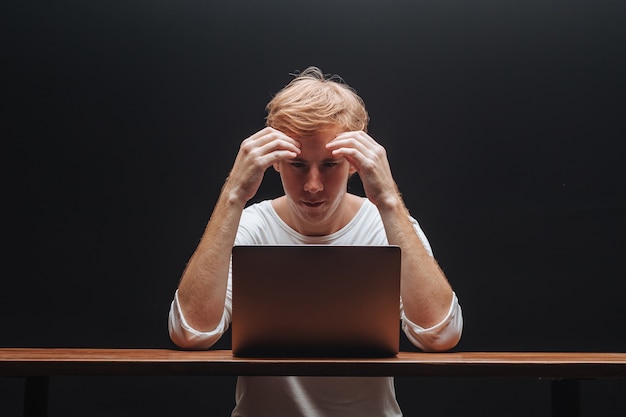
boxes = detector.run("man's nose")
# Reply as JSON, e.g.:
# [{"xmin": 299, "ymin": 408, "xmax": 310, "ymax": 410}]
[{"xmin": 304, "ymin": 168, "xmax": 323, "ymax": 193}]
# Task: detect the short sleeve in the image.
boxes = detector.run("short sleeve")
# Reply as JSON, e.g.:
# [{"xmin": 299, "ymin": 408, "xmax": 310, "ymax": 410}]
[
  {"xmin": 401, "ymin": 292, "xmax": 463, "ymax": 352},
  {"xmin": 168, "ymin": 289, "xmax": 232, "ymax": 350}
]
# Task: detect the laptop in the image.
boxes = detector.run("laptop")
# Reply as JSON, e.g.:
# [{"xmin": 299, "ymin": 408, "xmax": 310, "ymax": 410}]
[{"xmin": 231, "ymin": 245, "xmax": 401, "ymax": 357}]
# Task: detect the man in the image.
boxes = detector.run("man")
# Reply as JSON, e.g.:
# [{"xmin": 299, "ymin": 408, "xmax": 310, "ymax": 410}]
[{"xmin": 169, "ymin": 67, "xmax": 463, "ymax": 416}]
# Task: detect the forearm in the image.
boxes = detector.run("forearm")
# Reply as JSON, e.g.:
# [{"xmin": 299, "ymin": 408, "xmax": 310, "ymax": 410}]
[
  {"xmin": 177, "ymin": 182, "xmax": 246, "ymax": 332},
  {"xmin": 377, "ymin": 196, "xmax": 453, "ymax": 329},
  {"xmin": 175, "ymin": 128, "xmax": 301, "ymax": 333}
]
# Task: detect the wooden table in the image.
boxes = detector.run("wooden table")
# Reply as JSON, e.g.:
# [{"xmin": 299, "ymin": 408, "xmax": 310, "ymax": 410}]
[{"xmin": 2, "ymin": 349, "xmax": 626, "ymax": 417}]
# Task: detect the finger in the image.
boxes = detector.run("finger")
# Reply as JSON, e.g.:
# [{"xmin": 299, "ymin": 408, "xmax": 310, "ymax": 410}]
[
  {"xmin": 330, "ymin": 147, "xmax": 372, "ymax": 171},
  {"xmin": 262, "ymin": 131, "xmax": 301, "ymax": 153},
  {"xmin": 330, "ymin": 140, "xmax": 390, "ymax": 176},
  {"xmin": 251, "ymin": 150, "xmax": 300, "ymax": 171},
  {"xmin": 327, "ymin": 134, "xmax": 379, "ymax": 157},
  {"xmin": 257, "ymin": 135, "xmax": 302, "ymax": 157},
  {"xmin": 246, "ymin": 126, "xmax": 276, "ymax": 142},
  {"xmin": 238, "ymin": 139, "xmax": 300, "ymax": 174},
  {"xmin": 328, "ymin": 138, "xmax": 377, "ymax": 165},
  {"xmin": 330, "ymin": 130, "xmax": 378, "ymax": 147},
  {"xmin": 242, "ymin": 131, "xmax": 301, "ymax": 158},
  {"xmin": 247, "ymin": 127, "xmax": 301, "ymax": 150}
]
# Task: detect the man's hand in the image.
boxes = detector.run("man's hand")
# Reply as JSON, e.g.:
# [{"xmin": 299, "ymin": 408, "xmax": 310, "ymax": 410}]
[
  {"xmin": 175, "ymin": 127, "xmax": 299, "ymax": 334},
  {"xmin": 326, "ymin": 131, "xmax": 400, "ymax": 209},
  {"xmin": 329, "ymin": 130, "xmax": 454, "ymax": 332},
  {"xmin": 227, "ymin": 127, "xmax": 301, "ymax": 203}
]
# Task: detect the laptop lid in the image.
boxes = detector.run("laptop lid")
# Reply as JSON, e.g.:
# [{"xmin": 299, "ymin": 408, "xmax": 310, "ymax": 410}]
[{"xmin": 231, "ymin": 245, "xmax": 401, "ymax": 357}]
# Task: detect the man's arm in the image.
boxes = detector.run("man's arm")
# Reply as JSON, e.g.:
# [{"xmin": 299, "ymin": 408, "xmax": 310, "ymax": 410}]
[
  {"xmin": 376, "ymin": 198, "xmax": 453, "ymax": 328},
  {"xmin": 327, "ymin": 131, "xmax": 454, "ymax": 329},
  {"xmin": 175, "ymin": 128, "xmax": 301, "ymax": 333}
]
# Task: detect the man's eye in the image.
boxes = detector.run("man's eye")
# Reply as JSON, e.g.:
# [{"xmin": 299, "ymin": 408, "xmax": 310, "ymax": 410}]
[
  {"xmin": 323, "ymin": 162, "xmax": 338, "ymax": 168},
  {"xmin": 291, "ymin": 162, "xmax": 305, "ymax": 168}
]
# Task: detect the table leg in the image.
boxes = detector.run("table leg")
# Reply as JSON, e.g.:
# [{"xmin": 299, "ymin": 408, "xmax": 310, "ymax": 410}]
[
  {"xmin": 551, "ymin": 378, "xmax": 580, "ymax": 417},
  {"xmin": 24, "ymin": 376, "xmax": 49, "ymax": 417}
]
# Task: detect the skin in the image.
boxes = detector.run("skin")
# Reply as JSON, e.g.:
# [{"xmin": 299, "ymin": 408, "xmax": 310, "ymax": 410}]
[
  {"xmin": 176, "ymin": 126, "xmax": 453, "ymax": 332},
  {"xmin": 271, "ymin": 127, "xmax": 360, "ymax": 236}
]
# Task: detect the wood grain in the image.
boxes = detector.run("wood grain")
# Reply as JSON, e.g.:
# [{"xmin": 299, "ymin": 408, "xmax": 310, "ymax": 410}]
[{"xmin": 2, "ymin": 349, "xmax": 626, "ymax": 378}]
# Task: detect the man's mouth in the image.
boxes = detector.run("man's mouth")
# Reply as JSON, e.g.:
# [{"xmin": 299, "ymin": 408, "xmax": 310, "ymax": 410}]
[{"xmin": 302, "ymin": 201, "xmax": 324, "ymax": 208}]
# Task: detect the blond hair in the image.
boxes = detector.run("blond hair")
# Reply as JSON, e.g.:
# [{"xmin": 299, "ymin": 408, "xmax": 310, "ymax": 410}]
[{"xmin": 266, "ymin": 67, "xmax": 369, "ymax": 136}]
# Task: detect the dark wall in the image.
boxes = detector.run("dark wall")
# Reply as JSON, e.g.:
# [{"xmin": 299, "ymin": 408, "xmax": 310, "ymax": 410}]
[{"xmin": 3, "ymin": 0, "xmax": 626, "ymax": 415}]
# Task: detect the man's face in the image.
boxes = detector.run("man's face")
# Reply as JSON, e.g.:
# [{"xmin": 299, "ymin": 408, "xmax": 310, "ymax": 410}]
[{"xmin": 273, "ymin": 127, "xmax": 356, "ymax": 236}]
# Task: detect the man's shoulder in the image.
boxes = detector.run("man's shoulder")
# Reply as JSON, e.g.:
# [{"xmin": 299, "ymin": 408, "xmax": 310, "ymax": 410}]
[
  {"xmin": 242, "ymin": 200, "xmax": 273, "ymax": 220},
  {"xmin": 237, "ymin": 199, "xmax": 294, "ymax": 244},
  {"xmin": 352, "ymin": 196, "xmax": 378, "ymax": 219},
  {"xmin": 243, "ymin": 199, "xmax": 271, "ymax": 212},
  {"xmin": 240, "ymin": 200, "xmax": 282, "ymax": 231}
]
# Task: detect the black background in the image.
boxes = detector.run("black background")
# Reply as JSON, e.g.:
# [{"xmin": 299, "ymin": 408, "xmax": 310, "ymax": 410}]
[{"xmin": 3, "ymin": 0, "xmax": 626, "ymax": 415}]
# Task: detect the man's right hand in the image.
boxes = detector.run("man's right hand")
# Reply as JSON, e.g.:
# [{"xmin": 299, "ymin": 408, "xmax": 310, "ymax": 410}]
[{"xmin": 226, "ymin": 127, "xmax": 301, "ymax": 204}]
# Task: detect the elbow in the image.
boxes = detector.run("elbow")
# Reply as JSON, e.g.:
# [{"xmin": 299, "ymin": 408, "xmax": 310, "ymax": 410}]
[
  {"xmin": 168, "ymin": 317, "xmax": 221, "ymax": 351},
  {"xmin": 403, "ymin": 293, "xmax": 463, "ymax": 352},
  {"xmin": 168, "ymin": 305, "xmax": 225, "ymax": 350},
  {"xmin": 403, "ymin": 320, "xmax": 463, "ymax": 352},
  {"xmin": 418, "ymin": 328, "xmax": 462, "ymax": 352},
  {"xmin": 168, "ymin": 291, "xmax": 230, "ymax": 350},
  {"xmin": 169, "ymin": 329, "xmax": 217, "ymax": 351}
]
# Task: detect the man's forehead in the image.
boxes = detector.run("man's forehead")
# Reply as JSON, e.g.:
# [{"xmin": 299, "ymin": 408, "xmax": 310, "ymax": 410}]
[
  {"xmin": 288, "ymin": 126, "xmax": 344, "ymax": 140},
  {"xmin": 296, "ymin": 138, "xmax": 336, "ymax": 157}
]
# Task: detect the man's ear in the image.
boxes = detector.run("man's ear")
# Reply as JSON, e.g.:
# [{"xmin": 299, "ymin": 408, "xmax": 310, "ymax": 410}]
[
  {"xmin": 348, "ymin": 164, "xmax": 358, "ymax": 176},
  {"xmin": 273, "ymin": 162, "xmax": 280, "ymax": 172}
]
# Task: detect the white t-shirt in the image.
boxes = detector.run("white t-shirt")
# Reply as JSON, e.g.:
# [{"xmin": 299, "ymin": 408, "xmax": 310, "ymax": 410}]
[{"xmin": 169, "ymin": 198, "xmax": 463, "ymax": 417}]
